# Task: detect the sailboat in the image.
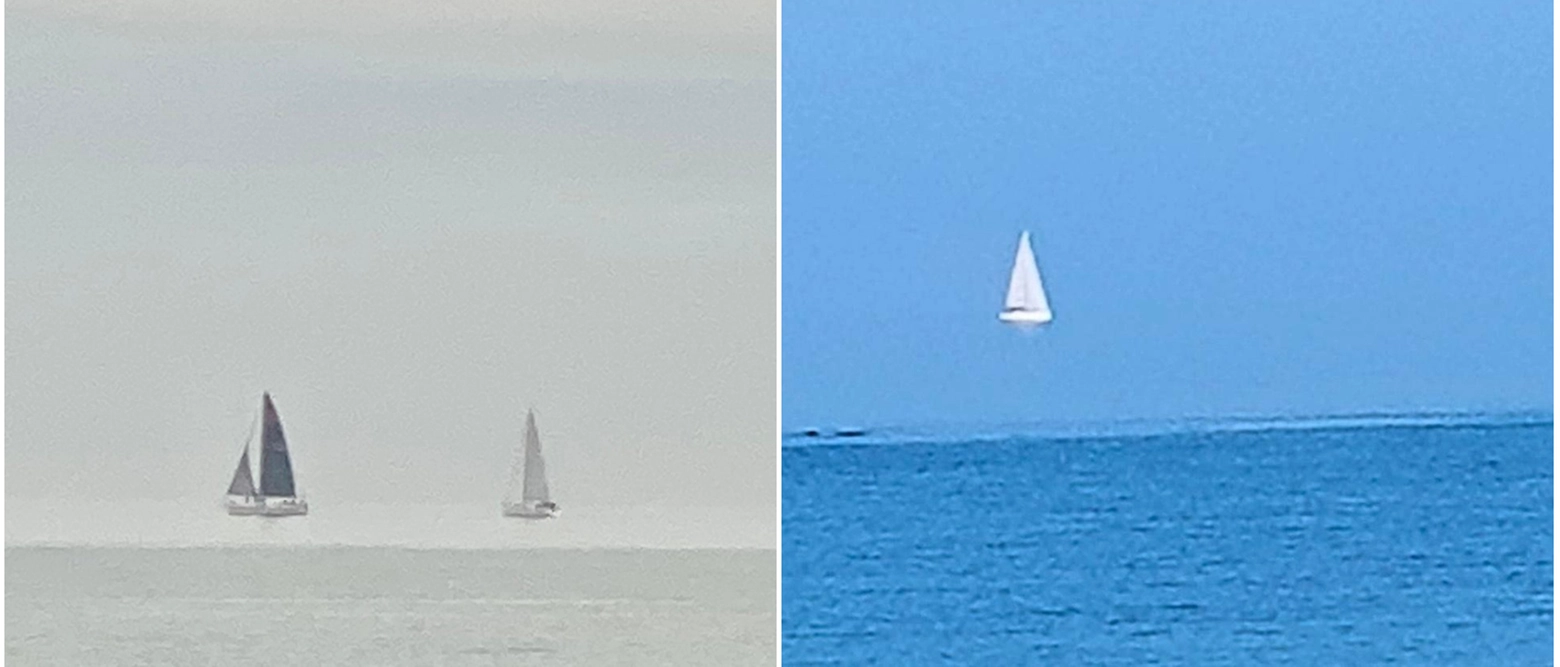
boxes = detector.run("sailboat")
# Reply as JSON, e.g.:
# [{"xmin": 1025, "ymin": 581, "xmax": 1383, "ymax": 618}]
[
  {"xmin": 502, "ymin": 409, "xmax": 559, "ymax": 519},
  {"xmin": 998, "ymin": 230, "xmax": 1053, "ymax": 327},
  {"xmin": 224, "ymin": 393, "xmax": 309, "ymax": 517}
]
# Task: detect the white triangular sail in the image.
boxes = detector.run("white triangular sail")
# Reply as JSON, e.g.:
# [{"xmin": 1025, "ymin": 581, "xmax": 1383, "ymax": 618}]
[
  {"xmin": 507, "ymin": 410, "xmax": 551, "ymax": 504},
  {"xmin": 999, "ymin": 231, "xmax": 1052, "ymax": 325}
]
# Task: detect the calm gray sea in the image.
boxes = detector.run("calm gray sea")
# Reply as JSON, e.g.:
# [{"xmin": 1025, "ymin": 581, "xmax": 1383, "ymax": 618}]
[
  {"xmin": 6, "ymin": 502, "xmax": 774, "ymax": 665},
  {"xmin": 8, "ymin": 546, "xmax": 774, "ymax": 666}
]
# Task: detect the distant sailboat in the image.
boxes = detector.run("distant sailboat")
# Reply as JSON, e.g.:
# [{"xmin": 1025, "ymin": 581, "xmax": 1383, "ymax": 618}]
[
  {"xmin": 503, "ymin": 409, "xmax": 559, "ymax": 519},
  {"xmin": 225, "ymin": 393, "xmax": 309, "ymax": 517},
  {"xmin": 998, "ymin": 231, "xmax": 1053, "ymax": 327}
]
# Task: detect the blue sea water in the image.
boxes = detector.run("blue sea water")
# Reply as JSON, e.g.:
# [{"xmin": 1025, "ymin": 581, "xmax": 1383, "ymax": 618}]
[{"xmin": 781, "ymin": 415, "xmax": 1552, "ymax": 665}]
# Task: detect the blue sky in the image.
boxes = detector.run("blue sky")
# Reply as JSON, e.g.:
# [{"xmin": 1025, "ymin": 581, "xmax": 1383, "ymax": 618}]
[{"xmin": 782, "ymin": 1, "xmax": 1551, "ymax": 427}]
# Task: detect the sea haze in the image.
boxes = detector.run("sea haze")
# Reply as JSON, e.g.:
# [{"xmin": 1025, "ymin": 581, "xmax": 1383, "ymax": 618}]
[
  {"xmin": 5, "ymin": 501, "xmax": 773, "ymax": 551},
  {"xmin": 781, "ymin": 416, "xmax": 1552, "ymax": 665}
]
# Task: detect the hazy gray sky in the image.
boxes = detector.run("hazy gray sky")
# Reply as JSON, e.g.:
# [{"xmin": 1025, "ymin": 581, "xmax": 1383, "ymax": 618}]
[{"xmin": 6, "ymin": 2, "xmax": 776, "ymax": 509}]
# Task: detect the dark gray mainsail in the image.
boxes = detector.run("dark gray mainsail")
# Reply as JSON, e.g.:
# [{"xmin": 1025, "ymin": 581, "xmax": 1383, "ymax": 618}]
[
  {"xmin": 258, "ymin": 393, "xmax": 297, "ymax": 498},
  {"xmin": 226, "ymin": 447, "xmax": 256, "ymax": 496}
]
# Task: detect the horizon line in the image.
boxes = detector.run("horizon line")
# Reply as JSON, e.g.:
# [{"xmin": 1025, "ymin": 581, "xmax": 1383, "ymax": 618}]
[{"xmin": 784, "ymin": 406, "xmax": 1552, "ymax": 431}]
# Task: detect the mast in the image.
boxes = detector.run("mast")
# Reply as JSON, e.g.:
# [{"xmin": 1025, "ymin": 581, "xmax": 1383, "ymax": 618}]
[{"xmin": 258, "ymin": 392, "xmax": 298, "ymax": 498}]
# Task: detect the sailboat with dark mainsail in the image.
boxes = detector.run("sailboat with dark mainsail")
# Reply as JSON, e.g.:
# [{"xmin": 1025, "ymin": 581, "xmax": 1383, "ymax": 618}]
[
  {"xmin": 224, "ymin": 392, "xmax": 309, "ymax": 517},
  {"xmin": 502, "ymin": 409, "xmax": 559, "ymax": 519}
]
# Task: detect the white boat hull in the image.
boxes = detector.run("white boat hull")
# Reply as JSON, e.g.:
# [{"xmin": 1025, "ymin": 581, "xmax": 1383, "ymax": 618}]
[
  {"xmin": 259, "ymin": 497, "xmax": 309, "ymax": 517},
  {"xmin": 502, "ymin": 501, "xmax": 559, "ymax": 519},
  {"xmin": 999, "ymin": 309, "xmax": 1052, "ymax": 326},
  {"xmin": 228, "ymin": 496, "xmax": 308, "ymax": 517},
  {"xmin": 226, "ymin": 496, "xmax": 263, "ymax": 516}
]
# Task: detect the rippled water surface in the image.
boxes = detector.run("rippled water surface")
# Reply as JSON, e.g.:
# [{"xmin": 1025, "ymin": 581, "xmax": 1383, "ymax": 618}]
[
  {"xmin": 9, "ymin": 547, "xmax": 775, "ymax": 666},
  {"xmin": 782, "ymin": 419, "xmax": 1551, "ymax": 665}
]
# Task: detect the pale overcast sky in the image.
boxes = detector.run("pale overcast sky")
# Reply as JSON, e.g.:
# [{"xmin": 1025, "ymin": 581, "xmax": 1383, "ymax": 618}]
[{"xmin": 6, "ymin": 1, "xmax": 777, "ymax": 509}]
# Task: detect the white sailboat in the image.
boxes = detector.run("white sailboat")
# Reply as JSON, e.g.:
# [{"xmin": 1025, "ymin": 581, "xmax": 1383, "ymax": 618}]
[
  {"xmin": 224, "ymin": 393, "xmax": 309, "ymax": 517},
  {"xmin": 998, "ymin": 231, "xmax": 1053, "ymax": 327},
  {"xmin": 503, "ymin": 409, "xmax": 560, "ymax": 519}
]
